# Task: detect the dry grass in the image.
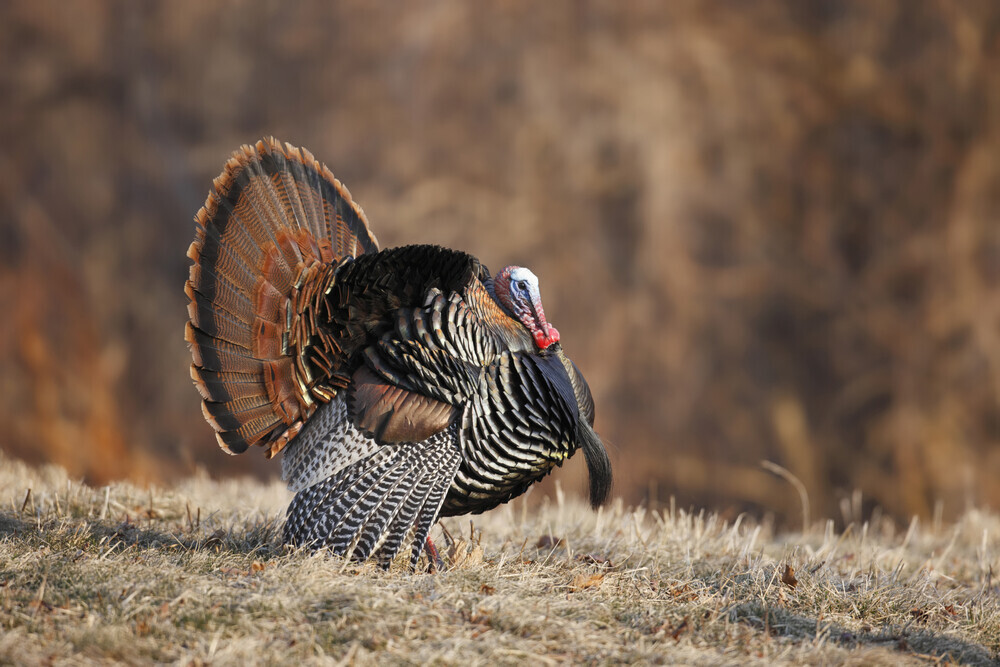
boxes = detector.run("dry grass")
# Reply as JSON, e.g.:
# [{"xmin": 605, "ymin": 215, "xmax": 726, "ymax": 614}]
[{"xmin": 1, "ymin": 453, "xmax": 998, "ymax": 665}]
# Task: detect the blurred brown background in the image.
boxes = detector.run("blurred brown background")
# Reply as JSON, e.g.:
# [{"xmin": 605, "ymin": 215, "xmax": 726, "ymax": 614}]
[{"xmin": 1, "ymin": 1, "xmax": 998, "ymax": 526}]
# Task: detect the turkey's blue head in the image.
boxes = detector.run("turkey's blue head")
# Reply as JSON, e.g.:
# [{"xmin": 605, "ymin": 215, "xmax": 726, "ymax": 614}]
[{"xmin": 494, "ymin": 266, "xmax": 560, "ymax": 350}]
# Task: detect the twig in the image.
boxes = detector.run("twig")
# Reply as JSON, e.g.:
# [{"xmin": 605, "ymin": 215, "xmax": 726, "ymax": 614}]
[
  {"xmin": 440, "ymin": 522, "xmax": 455, "ymax": 548},
  {"xmin": 29, "ymin": 576, "xmax": 46, "ymax": 618},
  {"xmin": 761, "ymin": 460, "xmax": 810, "ymax": 533},
  {"xmin": 100, "ymin": 486, "xmax": 110, "ymax": 521}
]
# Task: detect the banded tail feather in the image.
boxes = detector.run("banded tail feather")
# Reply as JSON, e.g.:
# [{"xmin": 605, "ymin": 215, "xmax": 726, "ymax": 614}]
[
  {"xmin": 186, "ymin": 138, "xmax": 378, "ymax": 458},
  {"xmin": 187, "ymin": 139, "xmax": 612, "ymax": 569}
]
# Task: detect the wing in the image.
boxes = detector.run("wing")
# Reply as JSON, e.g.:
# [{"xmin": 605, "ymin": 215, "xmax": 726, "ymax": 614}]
[
  {"xmin": 331, "ymin": 245, "xmax": 536, "ymax": 444},
  {"xmin": 284, "ymin": 415, "xmax": 462, "ymax": 569}
]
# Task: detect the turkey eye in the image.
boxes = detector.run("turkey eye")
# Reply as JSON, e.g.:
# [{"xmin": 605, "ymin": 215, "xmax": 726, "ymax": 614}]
[{"xmin": 515, "ymin": 280, "xmax": 528, "ymax": 292}]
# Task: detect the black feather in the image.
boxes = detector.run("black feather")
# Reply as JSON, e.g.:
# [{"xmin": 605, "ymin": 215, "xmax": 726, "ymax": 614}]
[{"xmin": 577, "ymin": 419, "xmax": 612, "ymax": 508}]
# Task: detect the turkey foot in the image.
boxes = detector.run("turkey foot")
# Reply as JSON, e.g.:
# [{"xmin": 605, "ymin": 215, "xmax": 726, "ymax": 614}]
[{"xmin": 425, "ymin": 536, "xmax": 444, "ymax": 573}]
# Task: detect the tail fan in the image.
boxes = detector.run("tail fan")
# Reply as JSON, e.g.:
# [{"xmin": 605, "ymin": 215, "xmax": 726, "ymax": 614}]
[{"xmin": 185, "ymin": 138, "xmax": 379, "ymax": 458}]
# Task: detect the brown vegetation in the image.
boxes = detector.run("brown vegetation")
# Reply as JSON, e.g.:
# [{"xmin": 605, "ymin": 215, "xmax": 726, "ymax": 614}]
[
  {"xmin": 0, "ymin": 1, "xmax": 998, "ymax": 525},
  {"xmin": 1, "ymin": 454, "xmax": 999, "ymax": 664}
]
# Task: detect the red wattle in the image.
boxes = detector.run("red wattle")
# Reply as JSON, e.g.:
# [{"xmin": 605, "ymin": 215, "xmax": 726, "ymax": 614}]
[{"xmin": 534, "ymin": 325, "xmax": 560, "ymax": 349}]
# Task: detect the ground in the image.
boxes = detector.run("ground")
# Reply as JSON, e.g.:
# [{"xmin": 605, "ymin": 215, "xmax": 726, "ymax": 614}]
[{"xmin": 0, "ymin": 453, "xmax": 997, "ymax": 665}]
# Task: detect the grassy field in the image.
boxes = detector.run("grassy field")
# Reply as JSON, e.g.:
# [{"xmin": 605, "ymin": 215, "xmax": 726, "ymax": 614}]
[{"xmin": 0, "ymin": 453, "xmax": 998, "ymax": 665}]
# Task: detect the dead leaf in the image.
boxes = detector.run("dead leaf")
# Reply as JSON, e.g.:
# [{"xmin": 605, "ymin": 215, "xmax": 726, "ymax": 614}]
[
  {"xmin": 447, "ymin": 539, "xmax": 484, "ymax": 569},
  {"xmin": 479, "ymin": 584, "xmax": 496, "ymax": 595},
  {"xmin": 669, "ymin": 584, "xmax": 698, "ymax": 602},
  {"xmin": 468, "ymin": 612, "xmax": 491, "ymax": 627},
  {"xmin": 781, "ymin": 564, "xmax": 798, "ymax": 588},
  {"xmin": 250, "ymin": 561, "xmax": 265, "ymax": 573},
  {"xmin": 570, "ymin": 573, "xmax": 605, "ymax": 592}
]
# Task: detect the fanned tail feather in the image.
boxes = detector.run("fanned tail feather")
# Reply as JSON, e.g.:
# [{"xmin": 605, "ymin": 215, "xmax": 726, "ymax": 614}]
[{"xmin": 186, "ymin": 138, "xmax": 379, "ymax": 457}]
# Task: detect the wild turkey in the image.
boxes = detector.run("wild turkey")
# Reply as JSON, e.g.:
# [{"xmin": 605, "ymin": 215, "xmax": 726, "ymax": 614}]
[{"xmin": 185, "ymin": 138, "xmax": 611, "ymax": 568}]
